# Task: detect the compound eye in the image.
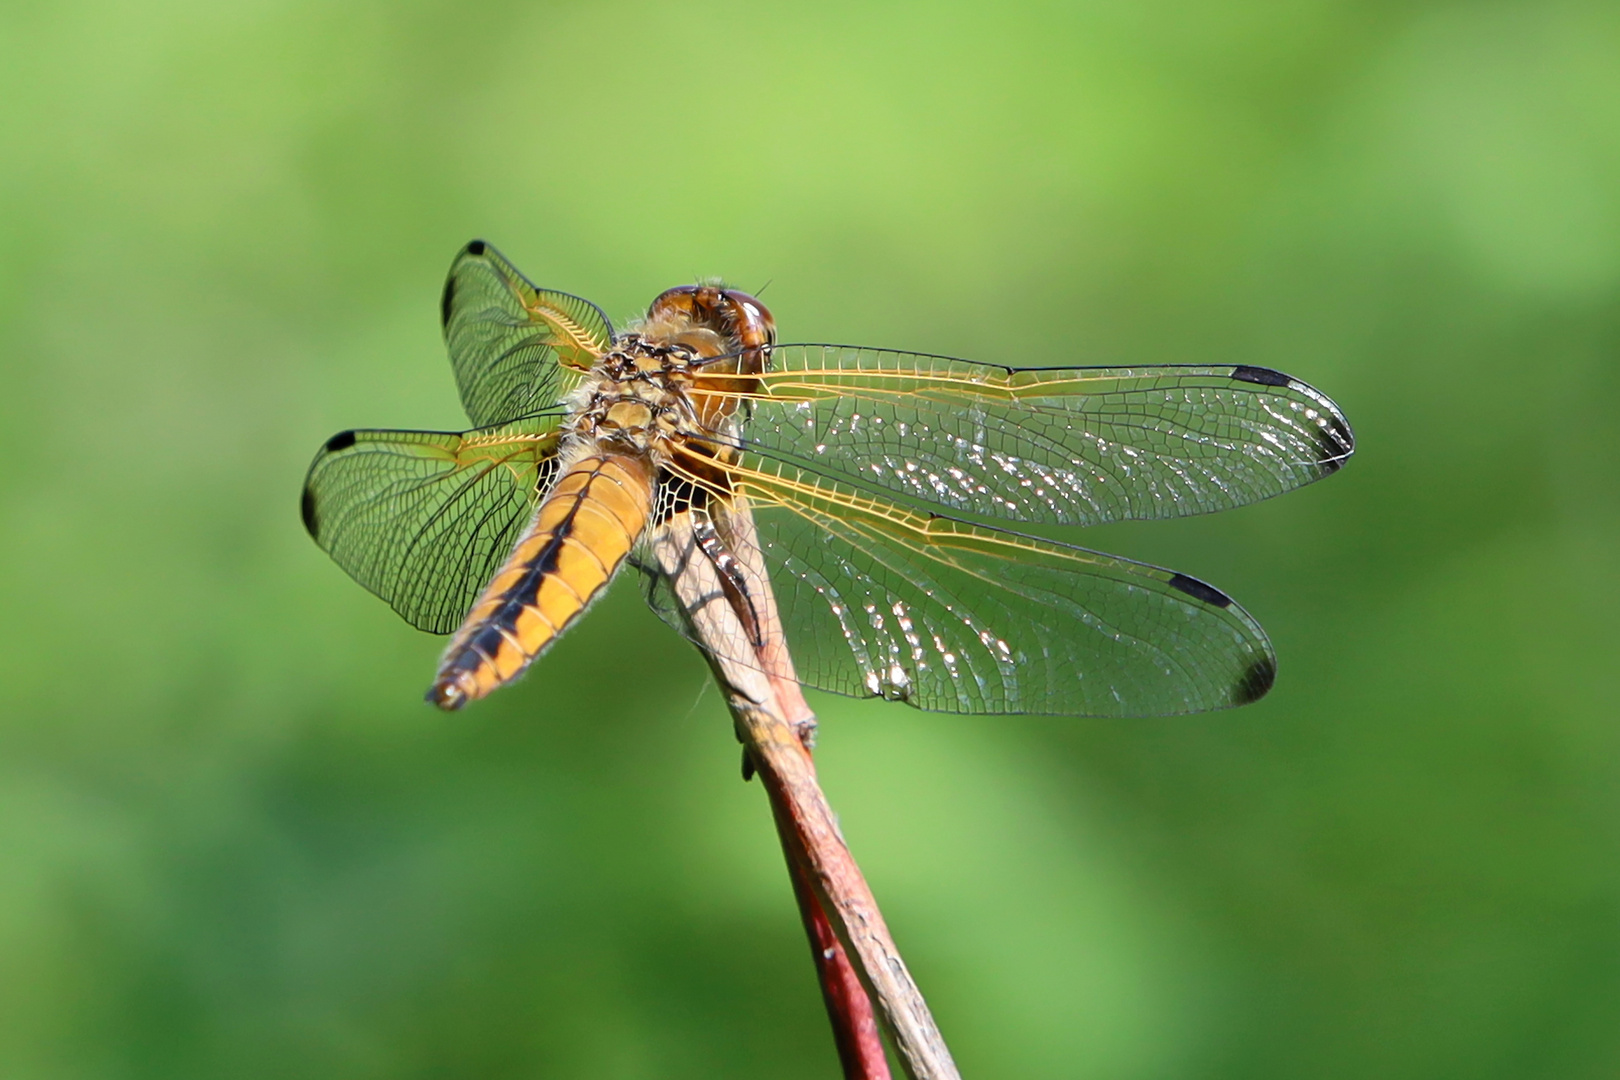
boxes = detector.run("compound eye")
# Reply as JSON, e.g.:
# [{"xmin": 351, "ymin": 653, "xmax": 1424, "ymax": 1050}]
[{"xmin": 728, "ymin": 293, "xmax": 777, "ymax": 348}]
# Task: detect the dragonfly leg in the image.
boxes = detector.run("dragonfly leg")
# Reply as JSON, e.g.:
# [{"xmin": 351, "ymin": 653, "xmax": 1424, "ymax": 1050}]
[{"xmin": 692, "ymin": 510, "xmax": 766, "ymax": 650}]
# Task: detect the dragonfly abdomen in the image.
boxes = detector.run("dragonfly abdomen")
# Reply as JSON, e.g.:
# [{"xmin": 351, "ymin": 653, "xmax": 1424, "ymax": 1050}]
[{"xmin": 428, "ymin": 451, "xmax": 653, "ymax": 710}]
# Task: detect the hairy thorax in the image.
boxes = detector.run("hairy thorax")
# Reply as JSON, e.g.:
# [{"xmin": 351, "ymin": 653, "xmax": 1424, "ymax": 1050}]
[
  {"xmin": 564, "ymin": 277, "xmax": 773, "ymax": 464},
  {"xmin": 565, "ymin": 332, "xmax": 707, "ymax": 461}
]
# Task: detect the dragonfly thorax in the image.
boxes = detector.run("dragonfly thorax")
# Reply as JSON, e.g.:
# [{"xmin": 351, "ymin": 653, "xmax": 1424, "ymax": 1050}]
[{"xmin": 569, "ymin": 334, "xmax": 704, "ymax": 455}]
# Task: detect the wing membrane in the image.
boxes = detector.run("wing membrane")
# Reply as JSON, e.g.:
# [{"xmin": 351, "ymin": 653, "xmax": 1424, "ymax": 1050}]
[
  {"xmin": 441, "ymin": 240, "xmax": 614, "ymax": 427},
  {"xmin": 690, "ymin": 345, "xmax": 1353, "ymax": 526},
  {"xmin": 642, "ymin": 464, "xmax": 1275, "ymax": 717},
  {"xmin": 301, "ymin": 419, "xmax": 562, "ymax": 633}
]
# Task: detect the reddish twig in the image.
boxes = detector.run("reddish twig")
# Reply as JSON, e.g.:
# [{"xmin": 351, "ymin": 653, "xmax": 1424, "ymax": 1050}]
[{"xmin": 773, "ymin": 788, "xmax": 892, "ymax": 1078}]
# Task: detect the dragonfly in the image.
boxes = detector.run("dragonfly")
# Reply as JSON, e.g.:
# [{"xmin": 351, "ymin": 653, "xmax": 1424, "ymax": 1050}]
[{"xmin": 301, "ymin": 240, "xmax": 1354, "ymax": 715}]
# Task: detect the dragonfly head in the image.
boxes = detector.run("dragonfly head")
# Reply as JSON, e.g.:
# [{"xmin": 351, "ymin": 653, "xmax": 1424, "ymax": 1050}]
[{"xmin": 644, "ymin": 284, "xmax": 776, "ymax": 373}]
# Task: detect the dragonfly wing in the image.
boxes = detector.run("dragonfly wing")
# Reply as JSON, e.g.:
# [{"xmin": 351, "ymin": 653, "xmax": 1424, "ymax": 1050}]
[
  {"xmin": 694, "ymin": 345, "xmax": 1353, "ymax": 526},
  {"xmin": 441, "ymin": 240, "xmax": 614, "ymax": 427},
  {"xmin": 301, "ymin": 419, "xmax": 562, "ymax": 633},
  {"xmin": 640, "ymin": 473, "xmax": 1275, "ymax": 717}
]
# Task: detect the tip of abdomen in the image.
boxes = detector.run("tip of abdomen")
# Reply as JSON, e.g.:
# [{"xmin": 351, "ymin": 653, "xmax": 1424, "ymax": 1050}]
[{"xmin": 426, "ymin": 677, "xmax": 471, "ymax": 711}]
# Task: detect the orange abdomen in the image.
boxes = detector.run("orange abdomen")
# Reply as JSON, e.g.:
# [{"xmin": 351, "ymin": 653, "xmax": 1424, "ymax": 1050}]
[{"xmin": 428, "ymin": 452, "xmax": 653, "ymax": 710}]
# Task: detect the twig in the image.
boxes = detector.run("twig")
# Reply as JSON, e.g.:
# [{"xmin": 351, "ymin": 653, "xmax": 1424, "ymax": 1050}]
[
  {"xmin": 776, "ymin": 801, "xmax": 891, "ymax": 1078},
  {"xmin": 716, "ymin": 498, "xmax": 888, "ymax": 1076},
  {"xmin": 651, "ymin": 507, "xmax": 960, "ymax": 1080}
]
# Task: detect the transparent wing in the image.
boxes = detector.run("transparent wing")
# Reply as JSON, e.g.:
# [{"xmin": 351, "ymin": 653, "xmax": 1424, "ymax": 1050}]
[
  {"xmin": 640, "ymin": 466, "xmax": 1275, "ymax": 717},
  {"xmin": 440, "ymin": 240, "xmax": 614, "ymax": 427},
  {"xmin": 688, "ymin": 345, "xmax": 1354, "ymax": 526},
  {"xmin": 301, "ymin": 417, "xmax": 562, "ymax": 633}
]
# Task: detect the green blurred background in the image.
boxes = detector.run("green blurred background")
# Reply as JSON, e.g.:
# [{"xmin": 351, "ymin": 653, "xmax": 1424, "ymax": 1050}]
[{"xmin": 3, "ymin": 0, "xmax": 1617, "ymax": 1076}]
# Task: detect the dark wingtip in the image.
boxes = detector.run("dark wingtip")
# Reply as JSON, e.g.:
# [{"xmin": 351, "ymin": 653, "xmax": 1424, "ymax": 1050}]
[
  {"xmin": 1233, "ymin": 654, "xmax": 1277, "ymax": 705},
  {"xmin": 442, "ymin": 241, "xmax": 487, "ymax": 329},
  {"xmin": 1167, "ymin": 572, "xmax": 1233, "ymax": 609},
  {"xmin": 324, "ymin": 429, "xmax": 357, "ymax": 453},
  {"xmin": 1230, "ymin": 364, "xmax": 1356, "ymax": 476},
  {"xmin": 300, "ymin": 486, "xmax": 318, "ymax": 537},
  {"xmin": 440, "ymin": 273, "xmax": 455, "ymax": 330},
  {"xmin": 1230, "ymin": 364, "xmax": 1292, "ymax": 388},
  {"xmin": 1314, "ymin": 412, "xmax": 1356, "ymax": 474}
]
